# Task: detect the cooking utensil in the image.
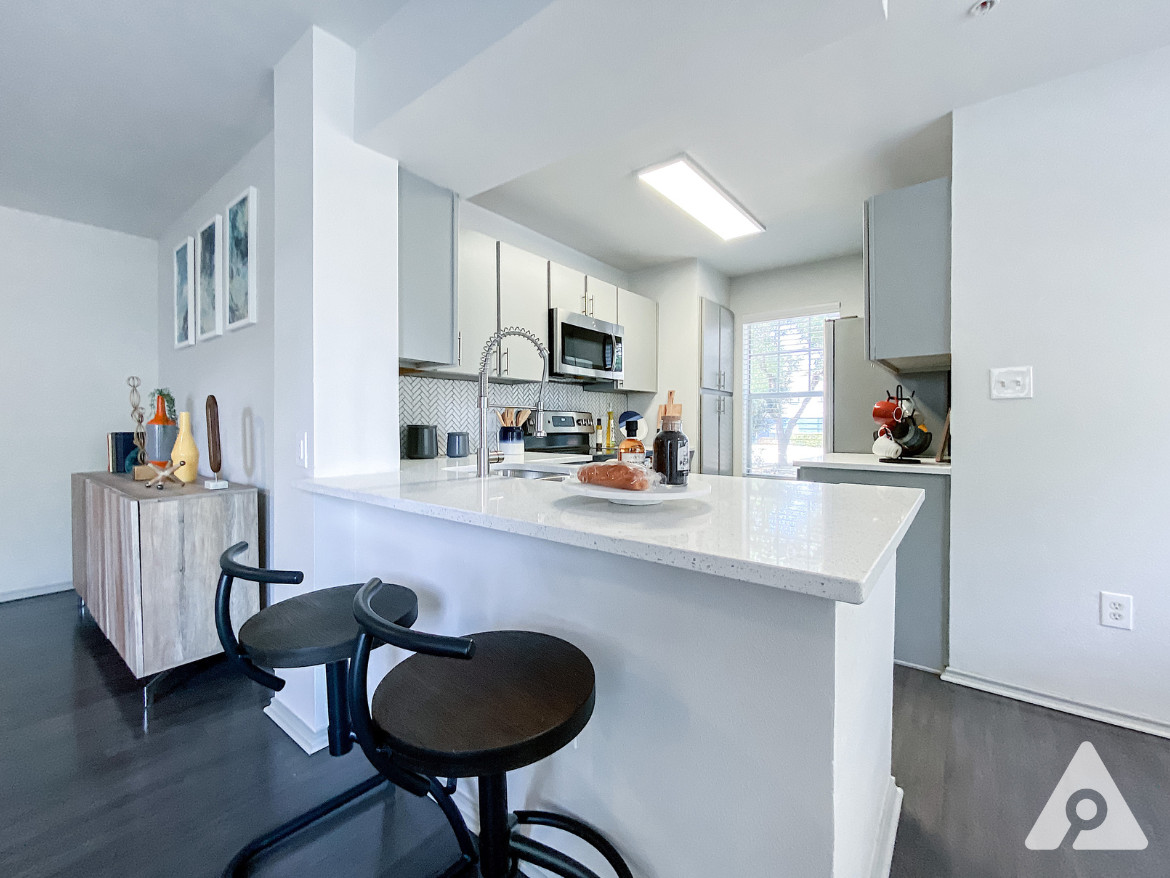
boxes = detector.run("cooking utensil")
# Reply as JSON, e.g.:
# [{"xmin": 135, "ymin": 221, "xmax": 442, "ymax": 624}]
[{"xmin": 516, "ymin": 409, "xmax": 531, "ymax": 428}]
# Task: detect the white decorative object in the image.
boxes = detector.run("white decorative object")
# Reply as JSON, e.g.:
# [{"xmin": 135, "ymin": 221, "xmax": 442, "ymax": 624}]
[
  {"xmin": 226, "ymin": 186, "xmax": 257, "ymax": 330},
  {"xmin": 195, "ymin": 215, "xmax": 223, "ymax": 340},
  {"xmin": 173, "ymin": 238, "xmax": 195, "ymax": 349},
  {"xmin": 563, "ymin": 476, "xmax": 713, "ymax": 506}
]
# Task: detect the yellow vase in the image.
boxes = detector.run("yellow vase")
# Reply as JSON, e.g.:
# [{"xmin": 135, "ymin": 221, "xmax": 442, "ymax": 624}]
[{"xmin": 170, "ymin": 411, "xmax": 200, "ymax": 484}]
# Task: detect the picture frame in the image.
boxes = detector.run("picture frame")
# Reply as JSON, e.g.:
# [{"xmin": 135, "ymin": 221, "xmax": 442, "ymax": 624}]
[
  {"xmin": 196, "ymin": 214, "xmax": 223, "ymax": 341},
  {"xmin": 226, "ymin": 186, "xmax": 257, "ymax": 330},
  {"xmin": 173, "ymin": 237, "xmax": 195, "ymax": 349}
]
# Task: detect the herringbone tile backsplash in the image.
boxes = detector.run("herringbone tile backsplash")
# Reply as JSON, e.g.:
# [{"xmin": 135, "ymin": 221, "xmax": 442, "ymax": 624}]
[{"xmin": 400, "ymin": 375, "xmax": 628, "ymax": 456}]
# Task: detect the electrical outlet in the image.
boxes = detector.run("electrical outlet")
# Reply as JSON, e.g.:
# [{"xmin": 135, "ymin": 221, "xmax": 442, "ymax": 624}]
[
  {"xmin": 990, "ymin": 366, "xmax": 1034, "ymax": 399},
  {"xmin": 1100, "ymin": 591, "xmax": 1133, "ymax": 630}
]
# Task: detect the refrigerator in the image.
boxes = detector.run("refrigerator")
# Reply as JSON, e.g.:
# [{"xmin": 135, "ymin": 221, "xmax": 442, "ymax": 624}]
[{"xmin": 825, "ymin": 316, "xmax": 949, "ymax": 455}]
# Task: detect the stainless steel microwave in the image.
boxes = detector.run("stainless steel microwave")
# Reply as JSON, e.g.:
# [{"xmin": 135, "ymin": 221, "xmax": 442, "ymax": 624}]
[{"xmin": 549, "ymin": 309, "xmax": 624, "ymax": 381}]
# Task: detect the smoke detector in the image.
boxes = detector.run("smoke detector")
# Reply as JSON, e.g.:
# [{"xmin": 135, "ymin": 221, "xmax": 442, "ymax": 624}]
[{"xmin": 969, "ymin": 0, "xmax": 999, "ymax": 15}]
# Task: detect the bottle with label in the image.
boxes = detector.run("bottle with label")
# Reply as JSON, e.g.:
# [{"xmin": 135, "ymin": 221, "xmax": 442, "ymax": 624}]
[
  {"xmin": 594, "ymin": 418, "xmax": 604, "ymax": 452},
  {"xmin": 617, "ymin": 414, "xmax": 645, "ymax": 465},
  {"xmin": 652, "ymin": 414, "xmax": 690, "ymax": 486},
  {"xmin": 605, "ymin": 411, "xmax": 617, "ymax": 452}
]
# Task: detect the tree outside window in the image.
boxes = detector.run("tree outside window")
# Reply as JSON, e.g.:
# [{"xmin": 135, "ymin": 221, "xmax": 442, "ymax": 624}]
[{"xmin": 743, "ymin": 312, "xmax": 837, "ymax": 477}]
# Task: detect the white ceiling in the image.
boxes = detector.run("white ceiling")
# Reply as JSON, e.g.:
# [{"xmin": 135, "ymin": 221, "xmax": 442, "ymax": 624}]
[
  {"xmin": 365, "ymin": 0, "xmax": 1170, "ymax": 275},
  {"xmin": 0, "ymin": 0, "xmax": 411, "ymax": 236},
  {"xmin": 5, "ymin": 0, "xmax": 1170, "ymax": 276}
]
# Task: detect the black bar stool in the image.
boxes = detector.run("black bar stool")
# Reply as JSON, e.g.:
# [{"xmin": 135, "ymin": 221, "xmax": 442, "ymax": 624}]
[
  {"xmin": 350, "ymin": 578, "xmax": 634, "ymax": 878},
  {"xmin": 214, "ymin": 543, "xmax": 471, "ymax": 877}
]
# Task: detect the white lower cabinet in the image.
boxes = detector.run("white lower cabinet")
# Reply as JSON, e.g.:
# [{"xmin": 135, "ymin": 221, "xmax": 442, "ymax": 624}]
[
  {"xmin": 498, "ymin": 242, "xmax": 550, "ymax": 381},
  {"xmin": 617, "ymin": 288, "xmax": 657, "ymax": 392}
]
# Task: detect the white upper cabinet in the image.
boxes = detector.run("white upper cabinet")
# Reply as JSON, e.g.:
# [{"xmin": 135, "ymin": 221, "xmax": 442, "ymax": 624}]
[
  {"xmin": 549, "ymin": 262, "xmax": 587, "ymax": 316},
  {"xmin": 617, "ymin": 288, "xmax": 658, "ymax": 393},
  {"xmin": 433, "ymin": 229, "xmax": 499, "ymax": 376},
  {"xmin": 587, "ymin": 277, "xmax": 618, "ymax": 324},
  {"xmin": 498, "ymin": 243, "xmax": 550, "ymax": 381}
]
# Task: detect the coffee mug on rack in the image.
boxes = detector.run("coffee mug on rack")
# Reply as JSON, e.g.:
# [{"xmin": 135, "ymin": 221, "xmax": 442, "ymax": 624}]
[{"xmin": 872, "ymin": 400, "xmax": 904, "ymax": 426}]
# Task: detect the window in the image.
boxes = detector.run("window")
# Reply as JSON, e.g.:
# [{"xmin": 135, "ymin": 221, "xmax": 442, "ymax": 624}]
[{"xmin": 743, "ymin": 310, "xmax": 837, "ymax": 478}]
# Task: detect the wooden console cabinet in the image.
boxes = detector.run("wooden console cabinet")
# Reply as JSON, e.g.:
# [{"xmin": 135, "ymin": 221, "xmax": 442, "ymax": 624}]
[{"xmin": 71, "ymin": 472, "xmax": 259, "ymax": 679}]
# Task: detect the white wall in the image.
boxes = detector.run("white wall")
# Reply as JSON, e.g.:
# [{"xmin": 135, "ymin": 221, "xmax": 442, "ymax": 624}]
[
  {"xmin": 730, "ymin": 254, "xmax": 862, "ymax": 321},
  {"xmin": 157, "ymin": 134, "xmax": 275, "ymax": 559},
  {"xmin": 728, "ymin": 254, "xmax": 862, "ymax": 475},
  {"xmin": 631, "ymin": 260, "xmax": 704, "ymax": 458},
  {"xmin": 946, "ymin": 45, "xmax": 1170, "ymax": 734},
  {"xmin": 268, "ymin": 27, "xmax": 402, "ymax": 748},
  {"xmin": 0, "ymin": 206, "xmax": 156, "ymax": 601}
]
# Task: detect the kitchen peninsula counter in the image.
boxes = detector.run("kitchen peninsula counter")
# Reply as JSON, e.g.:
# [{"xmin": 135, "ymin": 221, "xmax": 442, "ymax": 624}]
[
  {"xmin": 299, "ymin": 458, "xmax": 923, "ymax": 878},
  {"xmin": 301, "ymin": 456, "xmax": 923, "ymax": 605}
]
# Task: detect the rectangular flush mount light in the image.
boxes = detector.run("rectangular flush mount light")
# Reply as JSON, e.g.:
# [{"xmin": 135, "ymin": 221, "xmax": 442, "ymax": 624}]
[{"xmin": 637, "ymin": 155, "xmax": 764, "ymax": 240}]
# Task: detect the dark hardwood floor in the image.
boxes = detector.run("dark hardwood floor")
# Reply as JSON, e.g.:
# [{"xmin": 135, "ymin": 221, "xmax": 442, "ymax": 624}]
[{"xmin": 1, "ymin": 591, "xmax": 1166, "ymax": 877}]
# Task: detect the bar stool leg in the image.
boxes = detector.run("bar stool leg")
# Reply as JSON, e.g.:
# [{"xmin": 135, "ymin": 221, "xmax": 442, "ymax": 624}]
[
  {"xmin": 478, "ymin": 774, "xmax": 512, "ymax": 878},
  {"xmin": 324, "ymin": 660, "xmax": 352, "ymax": 757}
]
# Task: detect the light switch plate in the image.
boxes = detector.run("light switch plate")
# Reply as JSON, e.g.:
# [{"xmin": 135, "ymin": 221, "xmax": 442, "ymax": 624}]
[{"xmin": 990, "ymin": 366, "xmax": 1033, "ymax": 399}]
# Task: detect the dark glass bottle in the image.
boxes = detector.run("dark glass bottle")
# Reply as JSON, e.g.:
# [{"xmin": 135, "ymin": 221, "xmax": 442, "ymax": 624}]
[{"xmin": 652, "ymin": 415, "xmax": 690, "ymax": 486}]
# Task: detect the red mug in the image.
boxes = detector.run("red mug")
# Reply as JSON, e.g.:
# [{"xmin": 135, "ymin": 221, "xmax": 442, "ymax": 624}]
[{"xmin": 872, "ymin": 400, "xmax": 904, "ymax": 426}]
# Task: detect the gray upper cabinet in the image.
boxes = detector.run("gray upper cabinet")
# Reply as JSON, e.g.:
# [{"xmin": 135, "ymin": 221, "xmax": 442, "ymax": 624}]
[
  {"xmin": 586, "ymin": 277, "xmax": 618, "ymax": 324},
  {"xmin": 398, "ymin": 167, "xmax": 457, "ymax": 366},
  {"xmin": 863, "ymin": 177, "xmax": 951, "ymax": 373},
  {"xmin": 701, "ymin": 298, "xmax": 734, "ymax": 393}
]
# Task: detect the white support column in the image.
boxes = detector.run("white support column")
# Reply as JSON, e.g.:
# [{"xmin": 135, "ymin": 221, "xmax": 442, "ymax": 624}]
[{"xmin": 268, "ymin": 26, "xmax": 400, "ymax": 750}]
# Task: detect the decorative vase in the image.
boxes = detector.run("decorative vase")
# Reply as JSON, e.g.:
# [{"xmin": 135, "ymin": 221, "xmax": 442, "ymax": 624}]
[
  {"xmin": 170, "ymin": 411, "xmax": 199, "ymax": 484},
  {"xmin": 145, "ymin": 395, "xmax": 177, "ymax": 466}
]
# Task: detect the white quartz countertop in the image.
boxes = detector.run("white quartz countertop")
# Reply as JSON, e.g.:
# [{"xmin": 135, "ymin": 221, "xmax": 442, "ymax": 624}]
[
  {"xmin": 797, "ymin": 453, "xmax": 952, "ymax": 476},
  {"xmin": 299, "ymin": 455, "xmax": 924, "ymax": 604}
]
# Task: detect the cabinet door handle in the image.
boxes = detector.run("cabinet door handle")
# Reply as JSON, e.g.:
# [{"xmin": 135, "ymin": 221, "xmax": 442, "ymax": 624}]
[
  {"xmin": 502, "ymin": 348, "xmax": 509, "ymax": 375},
  {"xmin": 457, "ymin": 331, "xmax": 462, "ymax": 366}
]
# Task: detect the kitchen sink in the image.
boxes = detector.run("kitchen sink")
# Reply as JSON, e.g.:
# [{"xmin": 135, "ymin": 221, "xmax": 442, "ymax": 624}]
[{"xmin": 495, "ymin": 466, "xmax": 569, "ymax": 482}]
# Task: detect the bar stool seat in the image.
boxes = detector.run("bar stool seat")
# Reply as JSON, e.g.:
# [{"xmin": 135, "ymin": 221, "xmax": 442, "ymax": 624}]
[
  {"xmin": 215, "ymin": 544, "xmax": 471, "ymax": 878},
  {"xmin": 370, "ymin": 630, "xmax": 595, "ymax": 778},
  {"xmin": 238, "ymin": 583, "xmax": 418, "ymax": 669},
  {"xmin": 351, "ymin": 580, "xmax": 633, "ymax": 878}
]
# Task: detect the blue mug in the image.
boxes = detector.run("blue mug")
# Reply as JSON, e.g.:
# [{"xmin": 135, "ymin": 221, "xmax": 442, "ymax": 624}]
[{"xmin": 446, "ymin": 431, "xmax": 470, "ymax": 458}]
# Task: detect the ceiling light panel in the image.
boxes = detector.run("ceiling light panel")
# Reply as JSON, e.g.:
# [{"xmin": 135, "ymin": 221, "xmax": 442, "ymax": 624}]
[{"xmin": 637, "ymin": 157, "xmax": 764, "ymax": 240}]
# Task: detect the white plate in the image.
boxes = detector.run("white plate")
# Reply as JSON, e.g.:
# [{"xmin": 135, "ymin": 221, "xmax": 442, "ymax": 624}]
[{"xmin": 563, "ymin": 475, "xmax": 713, "ymax": 506}]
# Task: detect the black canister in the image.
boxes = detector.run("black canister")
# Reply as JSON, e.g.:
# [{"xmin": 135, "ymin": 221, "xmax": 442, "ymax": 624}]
[
  {"xmin": 652, "ymin": 415, "xmax": 690, "ymax": 486},
  {"xmin": 405, "ymin": 424, "xmax": 438, "ymax": 459}
]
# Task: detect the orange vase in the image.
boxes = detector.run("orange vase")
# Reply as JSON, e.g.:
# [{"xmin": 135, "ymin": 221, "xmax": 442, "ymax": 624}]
[{"xmin": 145, "ymin": 396, "xmax": 176, "ymax": 466}]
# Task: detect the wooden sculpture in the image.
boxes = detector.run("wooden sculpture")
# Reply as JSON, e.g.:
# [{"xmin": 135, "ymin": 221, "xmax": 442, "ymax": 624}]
[{"xmin": 204, "ymin": 395, "xmax": 228, "ymax": 489}]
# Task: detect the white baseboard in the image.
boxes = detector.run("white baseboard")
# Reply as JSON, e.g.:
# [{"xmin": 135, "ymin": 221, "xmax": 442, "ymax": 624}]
[
  {"xmin": 894, "ymin": 659, "xmax": 942, "ymax": 675},
  {"xmin": 0, "ymin": 581, "xmax": 73, "ymax": 604},
  {"xmin": 869, "ymin": 778, "xmax": 903, "ymax": 878},
  {"xmin": 941, "ymin": 668, "xmax": 1170, "ymax": 740},
  {"xmin": 263, "ymin": 697, "xmax": 329, "ymax": 755}
]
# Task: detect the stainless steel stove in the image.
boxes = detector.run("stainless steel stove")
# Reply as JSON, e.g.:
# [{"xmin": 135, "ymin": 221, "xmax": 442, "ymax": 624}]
[{"xmin": 522, "ymin": 410, "xmax": 594, "ymax": 455}]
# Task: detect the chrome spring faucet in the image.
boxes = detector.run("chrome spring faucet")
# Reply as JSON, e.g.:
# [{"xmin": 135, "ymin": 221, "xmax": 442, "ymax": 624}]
[{"xmin": 478, "ymin": 327, "xmax": 549, "ymax": 477}]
